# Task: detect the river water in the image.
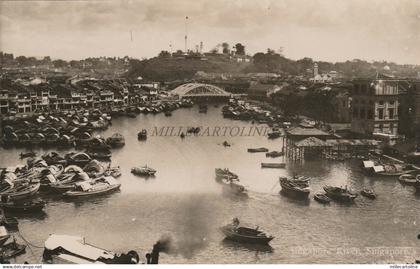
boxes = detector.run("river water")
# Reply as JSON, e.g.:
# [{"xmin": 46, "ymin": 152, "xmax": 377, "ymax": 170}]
[{"xmin": 1, "ymin": 105, "xmax": 420, "ymax": 264}]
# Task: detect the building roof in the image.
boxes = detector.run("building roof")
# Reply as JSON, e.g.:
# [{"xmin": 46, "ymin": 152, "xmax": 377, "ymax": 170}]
[
  {"xmin": 295, "ymin": 137, "xmax": 330, "ymax": 147},
  {"xmin": 286, "ymin": 127, "xmax": 329, "ymax": 137}
]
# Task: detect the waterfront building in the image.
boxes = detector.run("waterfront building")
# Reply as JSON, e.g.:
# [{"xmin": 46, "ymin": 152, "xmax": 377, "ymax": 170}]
[{"xmin": 350, "ymin": 75, "xmax": 400, "ymax": 136}]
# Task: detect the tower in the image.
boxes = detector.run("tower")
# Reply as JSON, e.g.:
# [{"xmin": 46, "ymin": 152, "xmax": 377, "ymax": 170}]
[
  {"xmin": 200, "ymin": 41, "xmax": 203, "ymax": 54},
  {"xmin": 314, "ymin": 63, "xmax": 319, "ymax": 77},
  {"xmin": 184, "ymin": 16, "xmax": 189, "ymax": 53}
]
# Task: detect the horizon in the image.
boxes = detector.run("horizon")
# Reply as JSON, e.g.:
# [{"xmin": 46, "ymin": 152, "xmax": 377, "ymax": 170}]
[{"xmin": 1, "ymin": 0, "xmax": 420, "ymax": 65}]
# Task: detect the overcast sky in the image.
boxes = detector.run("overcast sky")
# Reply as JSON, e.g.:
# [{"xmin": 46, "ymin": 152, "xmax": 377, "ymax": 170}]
[{"xmin": 1, "ymin": 0, "xmax": 420, "ymax": 64}]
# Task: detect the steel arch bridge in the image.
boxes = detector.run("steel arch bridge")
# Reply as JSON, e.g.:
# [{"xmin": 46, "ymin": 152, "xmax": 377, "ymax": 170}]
[{"xmin": 171, "ymin": 83, "xmax": 231, "ymax": 98}]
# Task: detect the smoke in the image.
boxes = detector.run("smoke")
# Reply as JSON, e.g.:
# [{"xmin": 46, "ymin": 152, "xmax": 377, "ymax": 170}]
[{"xmin": 157, "ymin": 195, "xmax": 217, "ymax": 259}]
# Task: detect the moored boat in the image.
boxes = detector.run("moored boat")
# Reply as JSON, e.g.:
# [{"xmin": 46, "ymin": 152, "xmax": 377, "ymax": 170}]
[
  {"xmin": 323, "ymin": 185, "xmax": 357, "ymax": 203},
  {"xmin": 261, "ymin": 163, "xmax": 286, "ymax": 169},
  {"xmin": 0, "ymin": 199, "xmax": 46, "ymax": 213},
  {"xmin": 265, "ymin": 151, "xmax": 284, "ymax": 158},
  {"xmin": 0, "ymin": 241, "xmax": 26, "ymax": 259},
  {"xmin": 215, "ymin": 168, "xmax": 238, "ymax": 181},
  {"xmin": 220, "ymin": 218, "xmax": 273, "ymax": 245},
  {"xmin": 360, "ymin": 188, "xmax": 377, "ymax": 199},
  {"xmin": 106, "ymin": 133, "xmax": 125, "ymax": 148},
  {"xmin": 314, "ymin": 193, "xmax": 331, "ymax": 204},
  {"xmin": 398, "ymin": 174, "xmax": 419, "ymax": 185},
  {"xmin": 137, "ymin": 129, "xmax": 147, "ymax": 140},
  {"xmin": 247, "ymin": 147, "xmax": 269, "ymax": 153},
  {"xmin": 279, "ymin": 176, "xmax": 310, "ymax": 198},
  {"xmin": 221, "ymin": 178, "xmax": 247, "ymax": 196},
  {"xmin": 63, "ymin": 176, "xmax": 121, "ymax": 198}
]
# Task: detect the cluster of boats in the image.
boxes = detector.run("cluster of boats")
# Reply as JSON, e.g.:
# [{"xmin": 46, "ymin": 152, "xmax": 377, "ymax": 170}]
[
  {"xmin": 362, "ymin": 159, "xmax": 416, "ymax": 177},
  {"xmin": 0, "ymin": 152, "xmax": 123, "ymax": 215},
  {"xmin": 278, "ymin": 175, "xmax": 375, "ymax": 204},
  {"xmin": 0, "ymin": 208, "xmax": 26, "ymax": 262},
  {"xmin": 2, "ymin": 109, "xmax": 112, "ymax": 148},
  {"xmin": 215, "ymin": 168, "xmax": 247, "ymax": 196},
  {"xmin": 110, "ymin": 99, "xmax": 194, "ymax": 118},
  {"xmin": 248, "ymin": 147, "xmax": 286, "ymax": 169}
]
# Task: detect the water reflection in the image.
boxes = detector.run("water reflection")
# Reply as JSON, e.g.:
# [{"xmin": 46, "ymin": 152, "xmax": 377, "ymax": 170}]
[{"xmin": 221, "ymin": 238, "xmax": 274, "ymax": 254}]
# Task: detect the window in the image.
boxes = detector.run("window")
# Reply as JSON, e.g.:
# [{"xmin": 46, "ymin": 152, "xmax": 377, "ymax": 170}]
[
  {"xmin": 388, "ymin": 108, "xmax": 394, "ymax": 119},
  {"xmin": 342, "ymin": 100, "xmax": 346, "ymax": 107},
  {"xmin": 378, "ymin": 108, "xmax": 384, "ymax": 119},
  {"xmin": 367, "ymin": 109, "xmax": 373, "ymax": 119},
  {"xmin": 361, "ymin": 84, "xmax": 367, "ymax": 94},
  {"xmin": 389, "ymin": 101, "xmax": 395, "ymax": 106},
  {"xmin": 360, "ymin": 108, "xmax": 366, "ymax": 119},
  {"xmin": 353, "ymin": 107, "xmax": 359, "ymax": 118},
  {"xmin": 379, "ymin": 100, "xmax": 384, "ymax": 106},
  {"xmin": 379, "ymin": 124, "xmax": 384, "ymax": 132},
  {"xmin": 390, "ymin": 123, "xmax": 394, "ymax": 134}
]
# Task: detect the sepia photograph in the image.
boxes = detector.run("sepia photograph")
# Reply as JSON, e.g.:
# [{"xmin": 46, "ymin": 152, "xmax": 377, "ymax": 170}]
[{"xmin": 0, "ymin": 0, "xmax": 420, "ymax": 267}]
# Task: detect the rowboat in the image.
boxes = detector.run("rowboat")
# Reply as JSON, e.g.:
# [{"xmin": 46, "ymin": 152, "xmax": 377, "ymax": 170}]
[
  {"xmin": 314, "ymin": 193, "xmax": 331, "ymax": 204},
  {"xmin": 323, "ymin": 185, "xmax": 357, "ymax": 203},
  {"xmin": 1, "ymin": 183, "xmax": 40, "ymax": 201},
  {"xmin": 279, "ymin": 177, "xmax": 310, "ymax": 198},
  {"xmin": 63, "ymin": 176, "xmax": 121, "ymax": 198},
  {"xmin": 261, "ymin": 163, "xmax": 286, "ymax": 169},
  {"xmin": 131, "ymin": 166, "xmax": 156, "ymax": 177},
  {"xmin": 247, "ymin": 147, "xmax": 269, "ymax": 153},
  {"xmin": 360, "ymin": 188, "xmax": 377, "ymax": 199},
  {"xmin": 0, "ymin": 226, "xmax": 10, "ymax": 246},
  {"xmin": 0, "ymin": 199, "xmax": 46, "ymax": 213}
]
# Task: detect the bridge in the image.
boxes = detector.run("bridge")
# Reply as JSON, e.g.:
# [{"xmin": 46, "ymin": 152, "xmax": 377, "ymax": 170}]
[{"xmin": 170, "ymin": 83, "xmax": 231, "ymax": 100}]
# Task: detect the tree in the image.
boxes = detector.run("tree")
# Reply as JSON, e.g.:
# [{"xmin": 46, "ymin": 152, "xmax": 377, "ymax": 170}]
[
  {"xmin": 158, "ymin": 50, "xmax": 171, "ymax": 58},
  {"xmin": 234, "ymin": 43, "xmax": 245, "ymax": 55},
  {"xmin": 222, "ymin": 42, "xmax": 230, "ymax": 54},
  {"xmin": 52, "ymin": 59, "xmax": 68, "ymax": 68}
]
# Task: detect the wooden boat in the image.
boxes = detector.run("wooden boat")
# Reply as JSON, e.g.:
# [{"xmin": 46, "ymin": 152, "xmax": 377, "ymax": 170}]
[
  {"xmin": 220, "ymin": 219, "xmax": 273, "ymax": 245},
  {"xmin": 261, "ymin": 163, "xmax": 286, "ymax": 169},
  {"xmin": 0, "ymin": 241, "xmax": 26, "ymax": 259},
  {"xmin": 314, "ymin": 193, "xmax": 331, "ymax": 204},
  {"xmin": 131, "ymin": 166, "xmax": 156, "ymax": 177},
  {"xmin": 267, "ymin": 129, "xmax": 281, "ymax": 139},
  {"xmin": 398, "ymin": 174, "xmax": 418, "ymax": 185},
  {"xmin": 137, "ymin": 129, "xmax": 147, "ymax": 140},
  {"xmin": 42, "ymin": 234, "xmax": 140, "ymax": 264},
  {"xmin": 86, "ymin": 149, "xmax": 112, "ymax": 160},
  {"xmin": 0, "ymin": 217, "xmax": 19, "ymax": 230},
  {"xmin": 20, "ymin": 151, "xmax": 36, "ymax": 159},
  {"xmin": 106, "ymin": 133, "xmax": 125, "ymax": 148},
  {"xmin": 221, "ymin": 178, "xmax": 247, "ymax": 196},
  {"xmin": 164, "ymin": 111, "xmax": 172, "ymax": 117},
  {"xmin": 323, "ymin": 185, "xmax": 357, "ymax": 203},
  {"xmin": 222, "ymin": 141, "xmax": 231, "ymax": 147},
  {"xmin": 265, "ymin": 151, "xmax": 284, "ymax": 158},
  {"xmin": 360, "ymin": 188, "xmax": 377, "ymax": 199},
  {"xmin": 1, "ymin": 183, "xmax": 40, "ymax": 201},
  {"xmin": 248, "ymin": 147, "xmax": 269, "ymax": 153},
  {"xmin": 66, "ymin": 152, "xmax": 92, "ymax": 167},
  {"xmin": 0, "ymin": 226, "xmax": 10, "ymax": 246},
  {"xmin": 215, "ymin": 168, "xmax": 238, "ymax": 180},
  {"xmin": 279, "ymin": 177, "xmax": 310, "ymax": 198},
  {"xmin": 0, "ymin": 199, "xmax": 45, "ymax": 213},
  {"xmin": 103, "ymin": 166, "xmax": 122, "ymax": 178},
  {"xmin": 63, "ymin": 176, "xmax": 121, "ymax": 198},
  {"xmin": 42, "ymin": 152, "xmax": 67, "ymax": 166}
]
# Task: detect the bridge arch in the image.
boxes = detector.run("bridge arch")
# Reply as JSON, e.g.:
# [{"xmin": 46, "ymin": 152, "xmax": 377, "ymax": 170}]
[{"xmin": 170, "ymin": 83, "xmax": 231, "ymax": 99}]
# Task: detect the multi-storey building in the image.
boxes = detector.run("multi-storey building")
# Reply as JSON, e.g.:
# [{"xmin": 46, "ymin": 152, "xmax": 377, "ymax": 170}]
[{"xmin": 351, "ymin": 75, "xmax": 400, "ymax": 136}]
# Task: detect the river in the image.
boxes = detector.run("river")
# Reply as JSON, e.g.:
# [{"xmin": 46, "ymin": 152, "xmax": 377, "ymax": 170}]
[{"xmin": 1, "ymin": 105, "xmax": 420, "ymax": 264}]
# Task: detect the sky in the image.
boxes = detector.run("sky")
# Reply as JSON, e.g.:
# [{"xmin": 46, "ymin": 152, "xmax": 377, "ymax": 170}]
[{"xmin": 1, "ymin": 0, "xmax": 420, "ymax": 64}]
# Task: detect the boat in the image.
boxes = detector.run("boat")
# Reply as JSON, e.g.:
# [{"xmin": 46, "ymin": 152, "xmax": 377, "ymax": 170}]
[
  {"xmin": 0, "ymin": 241, "xmax": 26, "ymax": 259},
  {"xmin": 360, "ymin": 188, "xmax": 376, "ymax": 199},
  {"xmin": 131, "ymin": 166, "xmax": 156, "ymax": 177},
  {"xmin": 20, "ymin": 151, "xmax": 36, "ymax": 159},
  {"xmin": 106, "ymin": 133, "xmax": 125, "ymax": 148},
  {"xmin": 63, "ymin": 176, "xmax": 121, "ymax": 198},
  {"xmin": 398, "ymin": 174, "xmax": 418, "ymax": 185},
  {"xmin": 261, "ymin": 163, "xmax": 286, "ymax": 169},
  {"xmin": 137, "ymin": 129, "xmax": 147, "ymax": 140},
  {"xmin": 222, "ymin": 141, "xmax": 231, "ymax": 147},
  {"xmin": 0, "ymin": 226, "xmax": 10, "ymax": 246},
  {"xmin": 220, "ymin": 218, "xmax": 273, "ymax": 245},
  {"xmin": 86, "ymin": 148, "xmax": 112, "ymax": 160},
  {"xmin": 103, "ymin": 166, "xmax": 122, "ymax": 178},
  {"xmin": 49, "ymin": 171, "xmax": 90, "ymax": 193},
  {"xmin": 65, "ymin": 152, "xmax": 92, "ymax": 167},
  {"xmin": 42, "ymin": 234, "xmax": 140, "ymax": 264},
  {"xmin": 267, "ymin": 128, "xmax": 282, "ymax": 139},
  {"xmin": 164, "ymin": 111, "xmax": 172, "ymax": 117},
  {"xmin": 198, "ymin": 104, "xmax": 208, "ymax": 113},
  {"xmin": 1, "ymin": 182, "xmax": 40, "ymax": 201},
  {"xmin": 372, "ymin": 164, "xmax": 416, "ymax": 177},
  {"xmin": 42, "ymin": 152, "xmax": 67, "ymax": 166},
  {"xmin": 247, "ymin": 147, "xmax": 269, "ymax": 153},
  {"xmin": 215, "ymin": 168, "xmax": 238, "ymax": 180},
  {"xmin": 221, "ymin": 178, "xmax": 247, "ymax": 196},
  {"xmin": 279, "ymin": 177, "xmax": 310, "ymax": 198},
  {"xmin": 0, "ymin": 217, "xmax": 19, "ymax": 231},
  {"xmin": 265, "ymin": 151, "xmax": 284, "ymax": 158},
  {"xmin": 313, "ymin": 193, "xmax": 331, "ymax": 204},
  {"xmin": 0, "ymin": 199, "xmax": 46, "ymax": 213},
  {"xmin": 323, "ymin": 185, "xmax": 357, "ymax": 203}
]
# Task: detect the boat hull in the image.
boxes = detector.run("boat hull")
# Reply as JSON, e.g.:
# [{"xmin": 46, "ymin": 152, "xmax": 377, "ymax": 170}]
[
  {"xmin": 63, "ymin": 184, "xmax": 121, "ymax": 198},
  {"xmin": 220, "ymin": 227, "xmax": 273, "ymax": 245}
]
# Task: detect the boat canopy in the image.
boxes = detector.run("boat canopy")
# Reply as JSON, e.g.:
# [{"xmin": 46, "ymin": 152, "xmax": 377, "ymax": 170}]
[
  {"xmin": 373, "ymin": 165, "xmax": 385, "ymax": 172},
  {"xmin": 363, "ymin": 161, "xmax": 375, "ymax": 168},
  {"xmin": 44, "ymin": 234, "xmax": 114, "ymax": 261},
  {"xmin": 76, "ymin": 182, "xmax": 93, "ymax": 191},
  {"xmin": 64, "ymin": 165, "xmax": 84, "ymax": 174},
  {"xmin": 0, "ymin": 226, "xmax": 8, "ymax": 237}
]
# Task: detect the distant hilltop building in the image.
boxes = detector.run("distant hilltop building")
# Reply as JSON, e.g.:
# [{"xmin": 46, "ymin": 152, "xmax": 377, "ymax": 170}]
[{"xmin": 310, "ymin": 63, "xmax": 336, "ymax": 83}]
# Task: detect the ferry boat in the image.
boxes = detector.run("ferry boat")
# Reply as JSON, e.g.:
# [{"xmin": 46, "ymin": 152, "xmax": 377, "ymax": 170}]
[
  {"xmin": 279, "ymin": 177, "xmax": 310, "ymax": 198},
  {"xmin": 220, "ymin": 218, "xmax": 274, "ymax": 245},
  {"xmin": 323, "ymin": 185, "xmax": 357, "ymax": 203}
]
